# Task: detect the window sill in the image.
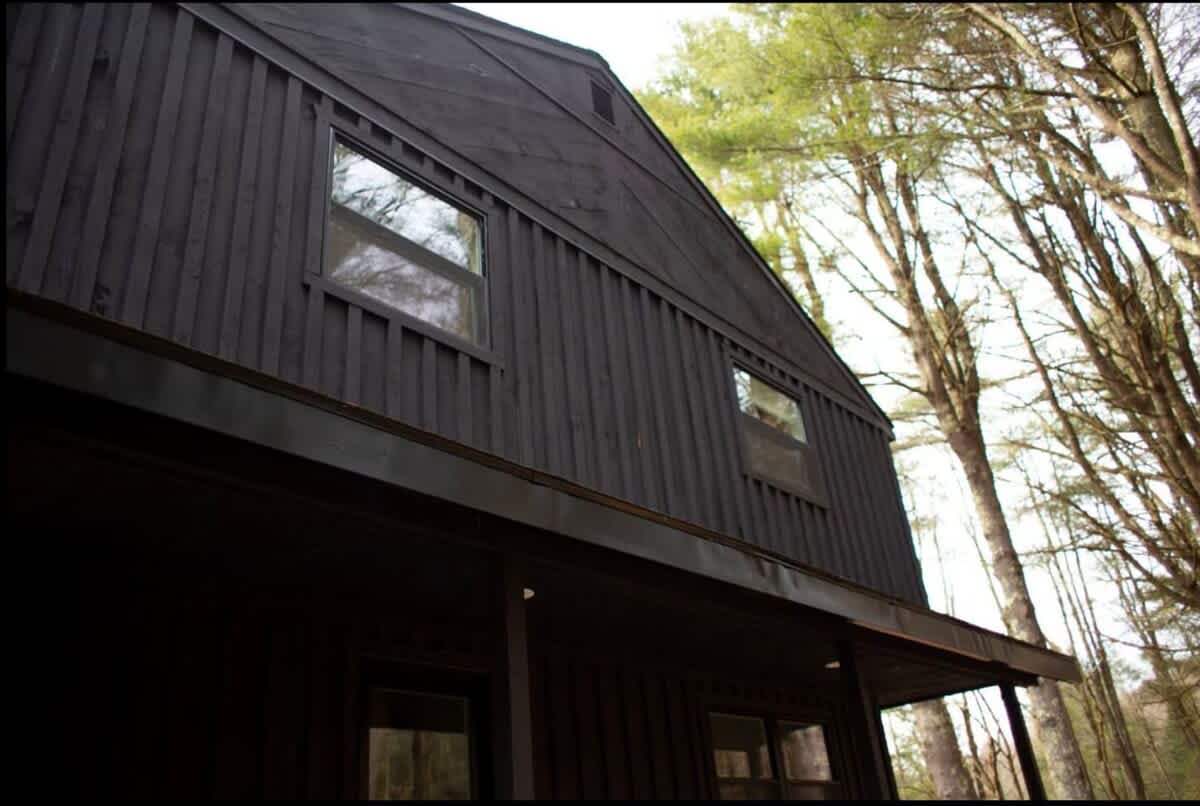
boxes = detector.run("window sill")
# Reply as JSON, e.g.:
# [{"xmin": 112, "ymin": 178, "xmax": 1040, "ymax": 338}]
[{"xmin": 304, "ymin": 273, "xmax": 505, "ymax": 369}]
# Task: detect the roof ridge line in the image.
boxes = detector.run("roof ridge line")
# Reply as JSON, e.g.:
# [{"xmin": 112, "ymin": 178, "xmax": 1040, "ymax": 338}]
[{"xmin": 403, "ymin": 3, "xmax": 611, "ymax": 69}]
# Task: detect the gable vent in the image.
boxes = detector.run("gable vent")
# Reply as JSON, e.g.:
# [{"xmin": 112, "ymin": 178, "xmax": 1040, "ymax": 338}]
[{"xmin": 590, "ymin": 79, "xmax": 615, "ymax": 125}]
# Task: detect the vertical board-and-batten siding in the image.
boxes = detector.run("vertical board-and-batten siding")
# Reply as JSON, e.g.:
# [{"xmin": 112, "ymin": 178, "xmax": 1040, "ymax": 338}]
[
  {"xmin": 6, "ymin": 2, "xmax": 925, "ymax": 604},
  {"xmin": 527, "ymin": 637, "xmax": 863, "ymax": 801}
]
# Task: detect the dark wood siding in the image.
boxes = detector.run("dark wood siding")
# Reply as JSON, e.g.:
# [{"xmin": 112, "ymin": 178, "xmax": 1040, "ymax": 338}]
[
  {"xmin": 6, "ymin": 2, "xmax": 925, "ymax": 605},
  {"xmin": 12, "ymin": 383, "xmax": 891, "ymax": 801},
  {"xmin": 524, "ymin": 640, "xmax": 861, "ymax": 801}
]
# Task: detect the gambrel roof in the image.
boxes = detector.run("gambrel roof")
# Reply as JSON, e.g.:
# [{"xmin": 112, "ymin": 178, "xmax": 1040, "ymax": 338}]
[{"xmin": 226, "ymin": 2, "xmax": 892, "ymax": 428}]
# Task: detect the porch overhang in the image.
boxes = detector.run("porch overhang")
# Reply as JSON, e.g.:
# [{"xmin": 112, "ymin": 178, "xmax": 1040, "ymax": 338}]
[{"xmin": 7, "ymin": 291, "xmax": 1081, "ymax": 706}]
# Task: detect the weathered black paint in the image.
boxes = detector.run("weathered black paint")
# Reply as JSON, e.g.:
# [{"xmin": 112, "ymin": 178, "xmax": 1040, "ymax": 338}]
[{"xmin": 6, "ymin": 1, "xmax": 926, "ymax": 603}]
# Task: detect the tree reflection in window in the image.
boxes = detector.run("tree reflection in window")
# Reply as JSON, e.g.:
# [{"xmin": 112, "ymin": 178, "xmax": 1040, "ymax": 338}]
[
  {"xmin": 367, "ymin": 688, "xmax": 472, "ymax": 801},
  {"xmin": 734, "ymin": 368, "xmax": 806, "ymax": 442},
  {"xmin": 709, "ymin": 712, "xmax": 837, "ymax": 800},
  {"xmin": 327, "ymin": 139, "xmax": 485, "ymax": 345}
]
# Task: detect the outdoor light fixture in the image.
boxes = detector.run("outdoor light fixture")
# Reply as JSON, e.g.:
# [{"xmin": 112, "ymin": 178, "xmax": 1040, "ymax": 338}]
[
  {"xmin": 824, "ymin": 660, "xmax": 840, "ymax": 670},
  {"xmin": 523, "ymin": 587, "xmax": 536, "ymax": 601}
]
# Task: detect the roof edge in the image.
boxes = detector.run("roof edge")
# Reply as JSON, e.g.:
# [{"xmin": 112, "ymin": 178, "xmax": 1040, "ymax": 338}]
[
  {"xmin": 405, "ymin": 4, "xmax": 893, "ymax": 431},
  {"xmin": 404, "ymin": 3, "xmax": 611, "ymax": 71},
  {"xmin": 601, "ymin": 70, "xmax": 896, "ymax": 432},
  {"xmin": 432, "ymin": 4, "xmax": 892, "ymax": 426}
]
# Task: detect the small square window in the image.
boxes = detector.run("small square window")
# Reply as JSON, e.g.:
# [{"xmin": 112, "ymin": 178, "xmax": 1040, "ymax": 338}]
[
  {"xmin": 327, "ymin": 138, "xmax": 487, "ymax": 345},
  {"xmin": 732, "ymin": 367, "xmax": 824, "ymax": 503}
]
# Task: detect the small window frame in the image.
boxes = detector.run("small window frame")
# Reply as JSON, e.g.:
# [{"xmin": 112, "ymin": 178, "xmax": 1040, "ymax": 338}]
[
  {"xmin": 704, "ymin": 708, "xmax": 844, "ymax": 801},
  {"xmin": 310, "ymin": 120, "xmax": 502, "ymax": 366},
  {"xmin": 729, "ymin": 360, "xmax": 828, "ymax": 508}
]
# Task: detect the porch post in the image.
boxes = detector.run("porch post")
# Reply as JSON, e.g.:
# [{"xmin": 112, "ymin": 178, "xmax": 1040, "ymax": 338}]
[
  {"xmin": 1000, "ymin": 682, "xmax": 1047, "ymax": 801},
  {"xmin": 493, "ymin": 554, "xmax": 536, "ymax": 799},
  {"xmin": 836, "ymin": 640, "xmax": 892, "ymax": 799}
]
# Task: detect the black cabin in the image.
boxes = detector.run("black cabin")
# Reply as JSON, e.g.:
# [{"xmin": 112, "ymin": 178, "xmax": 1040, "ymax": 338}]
[{"xmin": 7, "ymin": 3, "xmax": 1076, "ymax": 799}]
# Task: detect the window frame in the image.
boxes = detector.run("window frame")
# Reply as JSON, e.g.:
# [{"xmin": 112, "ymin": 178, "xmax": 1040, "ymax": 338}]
[
  {"xmin": 704, "ymin": 707, "xmax": 844, "ymax": 801},
  {"xmin": 728, "ymin": 360, "xmax": 828, "ymax": 508},
  {"xmin": 355, "ymin": 657, "xmax": 493, "ymax": 801},
  {"xmin": 309, "ymin": 121, "xmax": 502, "ymax": 366}
]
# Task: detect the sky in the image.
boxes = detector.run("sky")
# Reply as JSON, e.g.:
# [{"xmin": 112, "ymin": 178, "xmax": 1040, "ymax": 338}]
[{"xmin": 456, "ymin": 3, "xmax": 727, "ymax": 90}]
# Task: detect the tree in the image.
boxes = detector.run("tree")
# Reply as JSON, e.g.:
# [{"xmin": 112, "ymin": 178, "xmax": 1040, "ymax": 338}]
[
  {"xmin": 907, "ymin": 2, "xmax": 1200, "ymax": 618},
  {"xmin": 641, "ymin": 4, "xmax": 1096, "ymax": 796},
  {"xmin": 913, "ymin": 699, "xmax": 980, "ymax": 800}
]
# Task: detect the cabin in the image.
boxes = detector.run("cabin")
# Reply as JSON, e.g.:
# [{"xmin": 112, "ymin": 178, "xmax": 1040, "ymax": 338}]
[{"xmin": 7, "ymin": 3, "xmax": 1076, "ymax": 799}]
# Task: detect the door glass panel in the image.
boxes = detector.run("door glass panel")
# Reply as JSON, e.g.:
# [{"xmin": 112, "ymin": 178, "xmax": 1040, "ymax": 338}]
[
  {"xmin": 710, "ymin": 712, "xmax": 775, "ymax": 780},
  {"xmin": 778, "ymin": 722, "xmax": 832, "ymax": 782},
  {"xmin": 367, "ymin": 688, "xmax": 472, "ymax": 800}
]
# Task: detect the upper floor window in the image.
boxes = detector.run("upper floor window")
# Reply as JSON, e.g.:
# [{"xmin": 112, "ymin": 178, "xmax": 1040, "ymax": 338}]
[
  {"xmin": 327, "ymin": 138, "xmax": 486, "ymax": 345},
  {"xmin": 709, "ymin": 712, "xmax": 839, "ymax": 800},
  {"xmin": 733, "ymin": 367, "xmax": 824, "ymax": 504}
]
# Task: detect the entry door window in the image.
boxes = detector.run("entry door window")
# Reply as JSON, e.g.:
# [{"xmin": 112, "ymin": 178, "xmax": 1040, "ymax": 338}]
[
  {"xmin": 777, "ymin": 721, "xmax": 836, "ymax": 799},
  {"xmin": 710, "ymin": 712, "xmax": 781, "ymax": 799},
  {"xmin": 367, "ymin": 688, "xmax": 473, "ymax": 800}
]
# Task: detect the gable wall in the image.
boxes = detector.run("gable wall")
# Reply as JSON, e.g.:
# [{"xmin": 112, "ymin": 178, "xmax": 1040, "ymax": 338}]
[
  {"xmin": 237, "ymin": 2, "xmax": 875, "ymax": 413},
  {"xmin": 6, "ymin": 2, "xmax": 926, "ymax": 604}
]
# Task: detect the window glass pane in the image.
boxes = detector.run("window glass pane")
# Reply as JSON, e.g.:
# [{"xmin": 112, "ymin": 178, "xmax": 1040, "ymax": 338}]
[
  {"xmin": 778, "ymin": 722, "xmax": 833, "ymax": 782},
  {"xmin": 734, "ymin": 368, "xmax": 806, "ymax": 443},
  {"xmin": 367, "ymin": 689, "xmax": 471, "ymax": 800},
  {"xmin": 710, "ymin": 713, "xmax": 775, "ymax": 781},
  {"xmin": 328, "ymin": 207, "xmax": 475, "ymax": 341},
  {"xmin": 332, "ymin": 142, "xmax": 481, "ymax": 274},
  {"xmin": 742, "ymin": 419, "xmax": 813, "ymax": 492}
]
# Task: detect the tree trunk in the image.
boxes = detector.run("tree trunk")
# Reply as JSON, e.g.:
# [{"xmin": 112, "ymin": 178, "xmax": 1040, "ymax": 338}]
[
  {"xmin": 950, "ymin": 430, "xmax": 1095, "ymax": 799},
  {"xmin": 914, "ymin": 699, "xmax": 979, "ymax": 799},
  {"xmin": 850, "ymin": 152, "xmax": 1097, "ymax": 800}
]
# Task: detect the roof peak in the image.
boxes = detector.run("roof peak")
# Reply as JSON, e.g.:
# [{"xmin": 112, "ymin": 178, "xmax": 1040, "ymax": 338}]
[{"xmin": 400, "ymin": 4, "xmax": 612, "ymax": 70}]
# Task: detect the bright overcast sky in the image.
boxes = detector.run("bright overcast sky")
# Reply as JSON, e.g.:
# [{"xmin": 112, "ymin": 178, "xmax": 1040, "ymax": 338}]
[{"xmin": 456, "ymin": 3, "xmax": 728, "ymax": 90}]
